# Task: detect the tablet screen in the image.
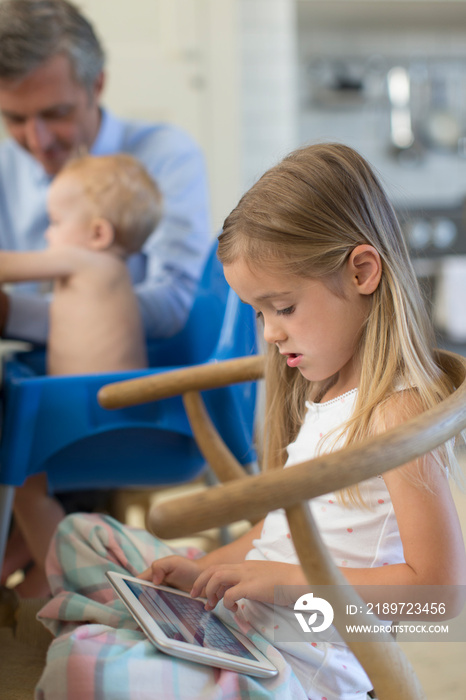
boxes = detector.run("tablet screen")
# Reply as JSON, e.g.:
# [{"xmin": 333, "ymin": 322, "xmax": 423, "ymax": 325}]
[{"xmin": 126, "ymin": 580, "xmax": 256, "ymax": 661}]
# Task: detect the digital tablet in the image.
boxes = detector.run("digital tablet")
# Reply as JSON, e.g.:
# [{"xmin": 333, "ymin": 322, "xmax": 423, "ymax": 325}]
[{"xmin": 106, "ymin": 571, "xmax": 278, "ymax": 678}]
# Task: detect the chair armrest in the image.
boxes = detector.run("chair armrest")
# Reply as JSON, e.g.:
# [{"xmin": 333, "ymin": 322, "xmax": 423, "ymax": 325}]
[
  {"xmin": 98, "ymin": 355, "xmax": 265, "ymax": 410},
  {"xmin": 149, "ymin": 353, "xmax": 466, "ymax": 538},
  {"xmin": 145, "ymin": 349, "xmax": 466, "ymax": 700}
]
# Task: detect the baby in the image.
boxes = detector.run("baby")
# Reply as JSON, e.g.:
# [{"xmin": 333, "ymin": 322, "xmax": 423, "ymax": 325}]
[
  {"xmin": 0, "ymin": 153, "xmax": 162, "ymax": 596},
  {"xmin": 1, "ymin": 153, "xmax": 162, "ymax": 374}
]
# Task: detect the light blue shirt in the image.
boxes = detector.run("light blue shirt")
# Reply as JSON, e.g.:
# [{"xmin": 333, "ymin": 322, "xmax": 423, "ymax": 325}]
[{"xmin": 0, "ymin": 108, "xmax": 212, "ymax": 343}]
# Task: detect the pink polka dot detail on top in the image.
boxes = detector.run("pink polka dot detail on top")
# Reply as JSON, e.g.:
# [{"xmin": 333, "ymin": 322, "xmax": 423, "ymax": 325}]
[
  {"xmin": 347, "ymin": 528, "xmax": 353, "ymax": 533},
  {"xmin": 378, "ymin": 499, "xmax": 384, "ymax": 504}
]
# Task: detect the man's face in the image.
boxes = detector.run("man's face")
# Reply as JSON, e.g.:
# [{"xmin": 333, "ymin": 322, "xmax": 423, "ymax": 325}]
[{"xmin": 0, "ymin": 53, "xmax": 103, "ymax": 175}]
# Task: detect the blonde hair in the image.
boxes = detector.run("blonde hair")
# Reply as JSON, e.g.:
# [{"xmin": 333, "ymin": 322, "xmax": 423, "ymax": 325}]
[
  {"xmin": 60, "ymin": 154, "xmax": 163, "ymax": 253},
  {"xmin": 218, "ymin": 143, "xmax": 462, "ymax": 502}
]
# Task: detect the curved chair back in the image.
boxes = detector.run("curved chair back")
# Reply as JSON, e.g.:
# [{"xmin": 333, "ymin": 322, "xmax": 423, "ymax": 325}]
[{"xmin": 139, "ymin": 350, "xmax": 466, "ymax": 700}]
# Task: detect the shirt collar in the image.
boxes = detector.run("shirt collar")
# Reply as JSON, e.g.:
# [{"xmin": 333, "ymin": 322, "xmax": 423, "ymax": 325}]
[
  {"xmin": 90, "ymin": 108, "xmax": 125, "ymax": 155},
  {"xmin": 26, "ymin": 147, "xmax": 53, "ymax": 186}
]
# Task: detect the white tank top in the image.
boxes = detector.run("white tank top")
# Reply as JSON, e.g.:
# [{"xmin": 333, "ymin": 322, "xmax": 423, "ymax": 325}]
[
  {"xmin": 222, "ymin": 389, "xmax": 408, "ymax": 697},
  {"xmin": 246, "ymin": 388, "xmax": 405, "ymax": 570}
]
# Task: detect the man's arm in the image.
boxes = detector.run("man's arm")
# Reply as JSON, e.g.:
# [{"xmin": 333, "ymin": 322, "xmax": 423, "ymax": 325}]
[
  {"xmin": 0, "ymin": 137, "xmax": 53, "ymax": 343},
  {"xmin": 129, "ymin": 127, "xmax": 212, "ymax": 339},
  {"xmin": 0, "ymin": 289, "xmax": 9, "ymax": 336}
]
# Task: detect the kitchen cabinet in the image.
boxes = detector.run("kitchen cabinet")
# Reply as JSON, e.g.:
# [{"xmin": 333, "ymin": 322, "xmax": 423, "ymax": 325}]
[
  {"xmin": 296, "ymin": 0, "xmax": 466, "ymax": 208},
  {"xmin": 295, "ymin": 1, "xmax": 466, "ymax": 55}
]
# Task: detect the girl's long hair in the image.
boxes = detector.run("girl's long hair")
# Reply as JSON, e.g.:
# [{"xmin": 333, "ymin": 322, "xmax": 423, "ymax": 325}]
[{"xmin": 218, "ymin": 143, "xmax": 462, "ymax": 502}]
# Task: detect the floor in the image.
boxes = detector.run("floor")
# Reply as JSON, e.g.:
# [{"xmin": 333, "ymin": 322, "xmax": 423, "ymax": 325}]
[{"xmin": 398, "ymin": 483, "xmax": 466, "ymax": 700}]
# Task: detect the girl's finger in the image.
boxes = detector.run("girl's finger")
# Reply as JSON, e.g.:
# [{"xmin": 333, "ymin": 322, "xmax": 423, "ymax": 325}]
[
  {"xmin": 190, "ymin": 567, "xmax": 215, "ymax": 598},
  {"xmin": 203, "ymin": 570, "xmax": 240, "ymax": 606},
  {"xmin": 204, "ymin": 584, "xmax": 228, "ymax": 611},
  {"xmin": 137, "ymin": 558, "xmax": 175, "ymax": 584},
  {"xmin": 137, "ymin": 566, "xmax": 153, "ymax": 581},
  {"xmin": 191, "ymin": 566, "xmax": 230, "ymax": 599},
  {"xmin": 223, "ymin": 585, "xmax": 242, "ymax": 612}
]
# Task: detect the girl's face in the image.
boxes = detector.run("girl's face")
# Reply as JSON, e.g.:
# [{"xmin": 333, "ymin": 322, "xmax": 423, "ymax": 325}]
[{"xmin": 224, "ymin": 258, "xmax": 371, "ymax": 400}]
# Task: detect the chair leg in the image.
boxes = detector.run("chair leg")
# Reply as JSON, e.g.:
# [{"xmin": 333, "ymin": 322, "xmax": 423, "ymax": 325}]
[
  {"xmin": 203, "ymin": 467, "xmax": 233, "ymax": 546},
  {"xmin": 0, "ymin": 484, "xmax": 15, "ymax": 574}
]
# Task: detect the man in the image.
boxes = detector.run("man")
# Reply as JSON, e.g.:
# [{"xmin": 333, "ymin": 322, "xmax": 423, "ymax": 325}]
[
  {"xmin": 0, "ymin": 0, "xmax": 211, "ymax": 344},
  {"xmin": 0, "ymin": 0, "xmax": 212, "ymax": 596}
]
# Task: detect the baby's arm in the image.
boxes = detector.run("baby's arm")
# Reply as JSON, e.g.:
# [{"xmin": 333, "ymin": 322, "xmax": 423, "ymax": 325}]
[{"xmin": 0, "ymin": 248, "xmax": 84, "ymax": 284}]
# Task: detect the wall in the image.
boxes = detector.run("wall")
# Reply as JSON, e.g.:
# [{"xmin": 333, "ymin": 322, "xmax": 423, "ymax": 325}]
[
  {"xmin": 79, "ymin": 0, "xmax": 242, "ymax": 232},
  {"xmin": 0, "ymin": 0, "xmax": 300, "ymax": 229},
  {"xmin": 238, "ymin": 0, "xmax": 299, "ymax": 190}
]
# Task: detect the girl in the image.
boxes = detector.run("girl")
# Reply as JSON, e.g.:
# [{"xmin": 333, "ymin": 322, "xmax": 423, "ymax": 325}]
[{"xmin": 36, "ymin": 144, "xmax": 466, "ymax": 700}]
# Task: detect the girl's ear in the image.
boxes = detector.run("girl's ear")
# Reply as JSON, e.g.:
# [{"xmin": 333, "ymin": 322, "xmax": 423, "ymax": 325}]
[
  {"xmin": 348, "ymin": 244, "xmax": 382, "ymax": 295},
  {"xmin": 90, "ymin": 217, "xmax": 115, "ymax": 251}
]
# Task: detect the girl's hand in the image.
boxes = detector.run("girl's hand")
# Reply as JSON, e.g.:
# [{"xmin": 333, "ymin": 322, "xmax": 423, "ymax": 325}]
[
  {"xmin": 190, "ymin": 561, "xmax": 303, "ymax": 612},
  {"xmin": 138, "ymin": 555, "xmax": 203, "ymax": 593}
]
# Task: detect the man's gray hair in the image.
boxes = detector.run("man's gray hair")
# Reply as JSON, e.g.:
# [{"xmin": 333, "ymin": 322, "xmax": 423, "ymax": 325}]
[{"xmin": 0, "ymin": 0, "xmax": 105, "ymax": 91}]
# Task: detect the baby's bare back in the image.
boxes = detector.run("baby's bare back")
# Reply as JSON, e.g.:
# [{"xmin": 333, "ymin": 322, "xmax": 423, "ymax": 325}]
[{"xmin": 48, "ymin": 253, "xmax": 147, "ymax": 375}]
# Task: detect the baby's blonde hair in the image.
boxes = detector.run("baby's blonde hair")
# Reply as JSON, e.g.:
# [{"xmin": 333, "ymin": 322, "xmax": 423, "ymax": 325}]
[
  {"xmin": 218, "ymin": 143, "xmax": 462, "ymax": 502},
  {"xmin": 60, "ymin": 153, "xmax": 163, "ymax": 253}
]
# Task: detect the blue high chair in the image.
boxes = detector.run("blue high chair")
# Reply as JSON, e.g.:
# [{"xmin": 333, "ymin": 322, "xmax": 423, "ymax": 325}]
[{"xmin": 0, "ymin": 242, "xmax": 258, "ymax": 569}]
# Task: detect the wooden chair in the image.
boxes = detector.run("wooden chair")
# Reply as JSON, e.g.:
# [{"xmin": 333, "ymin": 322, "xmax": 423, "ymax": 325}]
[{"xmin": 99, "ymin": 349, "xmax": 466, "ymax": 700}]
